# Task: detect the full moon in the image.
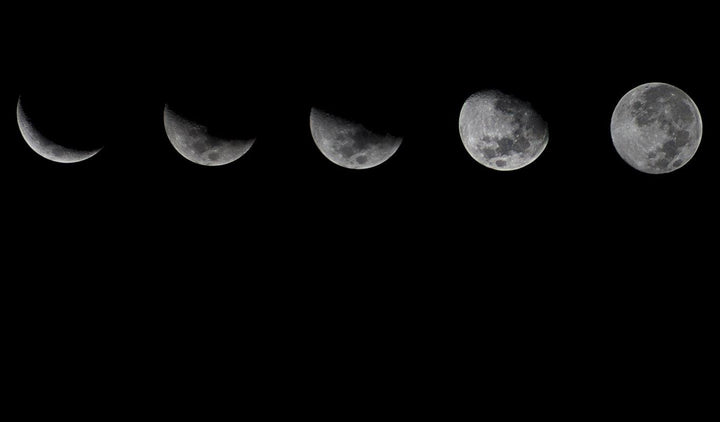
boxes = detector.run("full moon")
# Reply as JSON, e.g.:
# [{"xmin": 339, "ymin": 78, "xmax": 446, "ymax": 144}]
[
  {"xmin": 16, "ymin": 96, "xmax": 103, "ymax": 163},
  {"xmin": 163, "ymin": 104, "xmax": 255, "ymax": 166},
  {"xmin": 309, "ymin": 108, "xmax": 402, "ymax": 170},
  {"xmin": 610, "ymin": 82, "xmax": 702, "ymax": 174},
  {"xmin": 458, "ymin": 90, "xmax": 548, "ymax": 171}
]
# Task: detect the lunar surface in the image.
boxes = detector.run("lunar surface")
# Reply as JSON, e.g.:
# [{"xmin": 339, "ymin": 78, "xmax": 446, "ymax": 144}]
[
  {"xmin": 16, "ymin": 96, "xmax": 103, "ymax": 163},
  {"xmin": 309, "ymin": 108, "xmax": 402, "ymax": 169},
  {"xmin": 610, "ymin": 83, "xmax": 702, "ymax": 174},
  {"xmin": 163, "ymin": 105, "xmax": 255, "ymax": 166},
  {"xmin": 458, "ymin": 90, "xmax": 548, "ymax": 171}
]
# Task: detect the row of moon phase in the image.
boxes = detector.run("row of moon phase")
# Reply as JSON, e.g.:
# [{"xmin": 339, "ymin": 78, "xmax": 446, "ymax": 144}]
[{"xmin": 16, "ymin": 82, "xmax": 703, "ymax": 174}]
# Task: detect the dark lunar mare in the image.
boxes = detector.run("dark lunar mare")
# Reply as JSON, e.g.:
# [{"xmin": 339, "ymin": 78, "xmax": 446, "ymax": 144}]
[
  {"xmin": 631, "ymin": 85, "xmax": 697, "ymax": 170},
  {"xmin": 489, "ymin": 92, "xmax": 545, "ymax": 158}
]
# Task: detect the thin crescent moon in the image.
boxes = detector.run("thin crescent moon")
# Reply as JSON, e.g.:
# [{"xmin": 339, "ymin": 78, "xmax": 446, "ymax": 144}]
[{"xmin": 16, "ymin": 96, "xmax": 102, "ymax": 163}]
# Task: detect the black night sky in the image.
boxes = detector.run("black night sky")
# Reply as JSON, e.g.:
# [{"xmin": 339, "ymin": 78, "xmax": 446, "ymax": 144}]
[{"xmin": 2, "ymin": 2, "xmax": 716, "ymax": 396}]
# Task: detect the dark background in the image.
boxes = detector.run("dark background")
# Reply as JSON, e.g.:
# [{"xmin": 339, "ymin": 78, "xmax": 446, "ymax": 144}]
[{"xmin": 1, "ymin": 1, "xmax": 716, "ymax": 399}]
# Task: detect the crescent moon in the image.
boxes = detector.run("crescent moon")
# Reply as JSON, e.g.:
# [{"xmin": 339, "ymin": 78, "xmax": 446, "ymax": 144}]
[
  {"xmin": 163, "ymin": 104, "xmax": 255, "ymax": 166},
  {"xmin": 16, "ymin": 96, "xmax": 103, "ymax": 163}
]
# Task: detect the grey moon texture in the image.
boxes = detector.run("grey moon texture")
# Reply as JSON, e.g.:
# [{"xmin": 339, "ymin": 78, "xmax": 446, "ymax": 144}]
[
  {"xmin": 458, "ymin": 90, "xmax": 548, "ymax": 171},
  {"xmin": 309, "ymin": 108, "xmax": 402, "ymax": 170},
  {"xmin": 163, "ymin": 105, "xmax": 255, "ymax": 166},
  {"xmin": 610, "ymin": 82, "xmax": 702, "ymax": 174},
  {"xmin": 16, "ymin": 97, "xmax": 102, "ymax": 163}
]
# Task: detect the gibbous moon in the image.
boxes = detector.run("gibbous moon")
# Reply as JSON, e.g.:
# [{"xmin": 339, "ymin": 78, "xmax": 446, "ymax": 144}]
[
  {"xmin": 459, "ymin": 90, "xmax": 548, "ymax": 171},
  {"xmin": 610, "ymin": 82, "xmax": 702, "ymax": 174},
  {"xmin": 163, "ymin": 104, "xmax": 255, "ymax": 166},
  {"xmin": 16, "ymin": 96, "xmax": 103, "ymax": 163},
  {"xmin": 309, "ymin": 108, "xmax": 402, "ymax": 170}
]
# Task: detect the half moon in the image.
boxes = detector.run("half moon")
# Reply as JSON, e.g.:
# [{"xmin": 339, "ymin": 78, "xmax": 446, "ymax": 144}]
[
  {"xmin": 16, "ymin": 96, "xmax": 103, "ymax": 163},
  {"xmin": 163, "ymin": 105, "xmax": 255, "ymax": 166},
  {"xmin": 309, "ymin": 108, "xmax": 402, "ymax": 170}
]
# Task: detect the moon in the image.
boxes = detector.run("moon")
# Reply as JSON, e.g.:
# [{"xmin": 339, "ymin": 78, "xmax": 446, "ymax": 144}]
[
  {"xmin": 458, "ymin": 90, "xmax": 548, "ymax": 171},
  {"xmin": 610, "ymin": 82, "xmax": 702, "ymax": 174},
  {"xmin": 309, "ymin": 108, "xmax": 402, "ymax": 170},
  {"xmin": 163, "ymin": 104, "xmax": 255, "ymax": 166},
  {"xmin": 16, "ymin": 96, "xmax": 103, "ymax": 163}
]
